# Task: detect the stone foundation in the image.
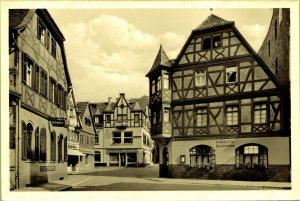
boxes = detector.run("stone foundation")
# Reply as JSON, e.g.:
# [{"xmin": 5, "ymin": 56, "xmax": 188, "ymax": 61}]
[{"xmin": 163, "ymin": 164, "xmax": 290, "ymax": 182}]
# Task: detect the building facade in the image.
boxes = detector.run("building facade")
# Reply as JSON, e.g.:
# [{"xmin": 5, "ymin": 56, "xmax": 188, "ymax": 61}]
[
  {"xmin": 76, "ymin": 102, "xmax": 96, "ymax": 171},
  {"xmin": 9, "ymin": 9, "xmax": 72, "ymax": 189},
  {"xmin": 146, "ymin": 14, "xmax": 290, "ymax": 181},
  {"xmin": 66, "ymin": 90, "xmax": 83, "ymax": 173},
  {"xmin": 90, "ymin": 94, "xmax": 153, "ymax": 167}
]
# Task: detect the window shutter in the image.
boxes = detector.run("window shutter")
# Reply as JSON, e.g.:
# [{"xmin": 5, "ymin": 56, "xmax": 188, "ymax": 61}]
[
  {"xmin": 35, "ymin": 65, "xmax": 40, "ymax": 92},
  {"xmin": 31, "ymin": 63, "xmax": 36, "ymax": 90},
  {"xmin": 45, "ymin": 72, "xmax": 48, "ymax": 98},
  {"xmin": 51, "ymin": 132, "xmax": 56, "ymax": 161},
  {"xmin": 21, "ymin": 121, "xmax": 27, "ymax": 160}
]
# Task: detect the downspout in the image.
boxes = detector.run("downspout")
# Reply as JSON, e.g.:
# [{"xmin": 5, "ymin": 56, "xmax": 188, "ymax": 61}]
[{"xmin": 15, "ymin": 43, "xmax": 20, "ymax": 189}]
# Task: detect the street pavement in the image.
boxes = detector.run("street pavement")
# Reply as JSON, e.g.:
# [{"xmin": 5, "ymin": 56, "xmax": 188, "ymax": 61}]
[{"xmin": 12, "ymin": 164, "xmax": 291, "ymax": 191}]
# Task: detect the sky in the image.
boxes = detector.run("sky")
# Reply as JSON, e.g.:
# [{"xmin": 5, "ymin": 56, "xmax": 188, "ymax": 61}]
[{"xmin": 48, "ymin": 8, "xmax": 273, "ymax": 103}]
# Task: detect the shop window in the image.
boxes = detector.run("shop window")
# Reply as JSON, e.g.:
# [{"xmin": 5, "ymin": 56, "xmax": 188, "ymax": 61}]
[
  {"xmin": 254, "ymin": 103, "xmax": 267, "ymax": 124},
  {"xmin": 195, "ymin": 70, "xmax": 206, "ymax": 87},
  {"xmin": 112, "ymin": 132, "xmax": 121, "ymax": 144},
  {"xmin": 124, "ymin": 132, "xmax": 133, "ymax": 144},
  {"xmin": 51, "ymin": 131, "xmax": 56, "ymax": 161},
  {"xmin": 127, "ymin": 153, "xmax": 137, "ymax": 163},
  {"xmin": 95, "ymin": 151, "xmax": 101, "ymax": 162},
  {"xmin": 163, "ymin": 73, "xmax": 170, "ymax": 89},
  {"xmin": 196, "ymin": 108, "xmax": 207, "ymax": 127},
  {"xmin": 202, "ymin": 37, "xmax": 211, "ymax": 50},
  {"xmin": 189, "ymin": 145, "xmax": 215, "ymax": 169},
  {"xmin": 235, "ymin": 144, "xmax": 268, "ymax": 169},
  {"xmin": 226, "ymin": 106, "xmax": 239, "ymax": 125},
  {"xmin": 226, "ymin": 66, "xmax": 237, "ymax": 83},
  {"xmin": 21, "ymin": 121, "xmax": 33, "ymax": 160},
  {"xmin": 213, "ymin": 35, "xmax": 222, "ymax": 48}
]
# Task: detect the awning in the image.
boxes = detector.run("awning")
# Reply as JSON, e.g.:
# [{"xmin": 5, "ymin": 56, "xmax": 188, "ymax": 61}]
[{"xmin": 68, "ymin": 149, "xmax": 85, "ymax": 156}]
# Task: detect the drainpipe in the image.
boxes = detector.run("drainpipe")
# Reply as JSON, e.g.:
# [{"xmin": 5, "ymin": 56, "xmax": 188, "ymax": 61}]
[{"xmin": 15, "ymin": 48, "xmax": 20, "ymax": 189}]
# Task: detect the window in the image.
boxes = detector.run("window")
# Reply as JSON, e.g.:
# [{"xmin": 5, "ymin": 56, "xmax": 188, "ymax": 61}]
[
  {"xmin": 39, "ymin": 127, "xmax": 46, "ymax": 161},
  {"xmin": 163, "ymin": 74, "xmax": 169, "ymax": 89},
  {"xmin": 134, "ymin": 114, "xmax": 139, "ymax": 124},
  {"xmin": 49, "ymin": 77, "xmax": 56, "ymax": 102},
  {"xmin": 45, "ymin": 30, "xmax": 50, "ymax": 50},
  {"xmin": 124, "ymin": 132, "xmax": 133, "ymax": 144},
  {"xmin": 51, "ymin": 36, "xmax": 56, "ymax": 58},
  {"xmin": 106, "ymin": 115, "xmax": 111, "ymax": 123},
  {"xmin": 254, "ymin": 104, "xmax": 267, "ymax": 124},
  {"xmin": 50, "ymin": 131, "xmax": 56, "ymax": 161},
  {"xmin": 213, "ymin": 35, "xmax": 222, "ymax": 48},
  {"xmin": 117, "ymin": 114, "xmax": 127, "ymax": 123},
  {"xmin": 202, "ymin": 37, "xmax": 211, "ymax": 50},
  {"xmin": 195, "ymin": 70, "xmax": 206, "ymax": 87},
  {"xmin": 164, "ymin": 108, "xmax": 170, "ymax": 122},
  {"xmin": 85, "ymin": 117, "xmax": 91, "ymax": 126},
  {"xmin": 37, "ymin": 18, "xmax": 46, "ymax": 44},
  {"xmin": 151, "ymin": 80, "xmax": 155, "ymax": 94},
  {"xmin": 226, "ymin": 66, "xmax": 237, "ymax": 83},
  {"xmin": 196, "ymin": 108, "xmax": 207, "ymax": 127},
  {"xmin": 112, "ymin": 132, "xmax": 121, "ymax": 144},
  {"xmin": 40, "ymin": 68, "xmax": 48, "ymax": 98},
  {"xmin": 22, "ymin": 54, "xmax": 34, "ymax": 87},
  {"xmin": 34, "ymin": 127, "xmax": 40, "ymax": 161},
  {"xmin": 95, "ymin": 132, "xmax": 99, "ymax": 144},
  {"xmin": 95, "ymin": 116, "xmax": 99, "ymax": 124},
  {"xmin": 236, "ymin": 144, "xmax": 268, "ymax": 169},
  {"xmin": 95, "ymin": 151, "xmax": 101, "ymax": 162},
  {"xmin": 226, "ymin": 106, "xmax": 238, "ymax": 125},
  {"xmin": 157, "ymin": 76, "xmax": 161, "ymax": 91},
  {"xmin": 153, "ymin": 111, "xmax": 156, "ymax": 125},
  {"xmin": 21, "ymin": 122, "xmax": 33, "ymax": 160},
  {"xmin": 189, "ymin": 145, "xmax": 215, "ymax": 168}
]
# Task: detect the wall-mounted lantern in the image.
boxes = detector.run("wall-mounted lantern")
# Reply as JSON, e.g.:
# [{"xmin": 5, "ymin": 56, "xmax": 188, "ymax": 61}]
[{"xmin": 180, "ymin": 155, "xmax": 186, "ymax": 163}]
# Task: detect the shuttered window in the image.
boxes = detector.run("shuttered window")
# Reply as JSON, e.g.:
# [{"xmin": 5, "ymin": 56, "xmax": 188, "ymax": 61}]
[
  {"xmin": 40, "ymin": 68, "xmax": 48, "ymax": 98},
  {"xmin": 40, "ymin": 128, "xmax": 47, "ymax": 161},
  {"xmin": 22, "ymin": 122, "xmax": 33, "ymax": 160},
  {"xmin": 51, "ymin": 131, "xmax": 56, "ymax": 161}
]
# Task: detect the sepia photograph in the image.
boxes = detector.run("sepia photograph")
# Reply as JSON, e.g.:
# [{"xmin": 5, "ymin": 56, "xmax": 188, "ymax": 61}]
[{"xmin": 1, "ymin": 1, "xmax": 300, "ymax": 200}]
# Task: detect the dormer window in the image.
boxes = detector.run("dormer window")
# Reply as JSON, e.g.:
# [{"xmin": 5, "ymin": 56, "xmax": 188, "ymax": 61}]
[{"xmin": 213, "ymin": 35, "xmax": 222, "ymax": 48}]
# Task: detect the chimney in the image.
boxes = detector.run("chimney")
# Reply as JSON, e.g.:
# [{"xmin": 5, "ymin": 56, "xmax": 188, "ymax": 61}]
[{"xmin": 108, "ymin": 97, "xmax": 112, "ymax": 104}]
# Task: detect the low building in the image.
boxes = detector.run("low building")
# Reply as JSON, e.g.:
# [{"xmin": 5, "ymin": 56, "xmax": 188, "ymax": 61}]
[
  {"xmin": 90, "ymin": 94, "xmax": 153, "ymax": 167},
  {"xmin": 146, "ymin": 14, "xmax": 290, "ymax": 181},
  {"xmin": 9, "ymin": 9, "xmax": 72, "ymax": 188},
  {"xmin": 77, "ymin": 102, "xmax": 96, "ymax": 171}
]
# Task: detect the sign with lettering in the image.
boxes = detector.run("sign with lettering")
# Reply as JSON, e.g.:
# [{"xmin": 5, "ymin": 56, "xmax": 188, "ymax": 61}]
[
  {"xmin": 40, "ymin": 166, "xmax": 56, "ymax": 172},
  {"xmin": 50, "ymin": 118, "xmax": 65, "ymax": 127},
  {"xmin": 216, "ymin": 139, "xmax": 234, "ymax": 148},
  {"xmin": 107, "ymin": 148, "xmax": 138, "ymax": 153}
]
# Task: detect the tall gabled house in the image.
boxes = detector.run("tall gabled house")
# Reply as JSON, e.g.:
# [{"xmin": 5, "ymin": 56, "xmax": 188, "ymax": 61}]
[
  {"xmin": 90, "ymin": 94, "xmax": 153, "ymax": 167},
  {"xmin": 146, "ymin": 14, "xmax": 290, "ymax": 181},
  {"xmin": 9, "ymin": 9, "xmax": 72, "ymax": 189},
  {"xmin": 77, "ymin": 102, "xmax": 96, "ymax": 172}
]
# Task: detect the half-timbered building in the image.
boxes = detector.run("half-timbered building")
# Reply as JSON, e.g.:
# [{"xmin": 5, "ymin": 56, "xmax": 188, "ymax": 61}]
[
  {"xmin": 9, "ymin": 9, "xmax": 71, "ymax": 188},
  {"xmin": 90, "ymin": 94, "xmax": 153, "ymax": 167},
  {"xmin": 146, "ymin": 14, "xmax": 290, "ymax": 181}
]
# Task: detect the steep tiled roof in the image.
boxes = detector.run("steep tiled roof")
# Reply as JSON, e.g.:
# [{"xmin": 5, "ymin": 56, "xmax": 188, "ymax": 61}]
[
  {"xmin": 146, "ymin": 44, "xmax": 172, "ymax": 76},
  {"xmin": 77, "ymin": 102, "xmax": 89, "ymax": 119},
  {"xmin": 194, "ymin": 14, "xmax": 233, "ymax": 31},
  {"xmin": 9, "ymin": 9, "xmax": 30, "ymax": 28}
]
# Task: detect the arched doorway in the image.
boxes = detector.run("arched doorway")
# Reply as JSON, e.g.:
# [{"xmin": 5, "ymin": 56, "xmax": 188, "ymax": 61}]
[{"xmin": 162, "ymin": 147, "xmax": 168, "ymax": 165}]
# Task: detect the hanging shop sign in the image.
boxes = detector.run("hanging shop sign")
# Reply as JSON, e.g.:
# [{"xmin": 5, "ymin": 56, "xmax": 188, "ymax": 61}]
[{"xmin": 50, "ymin": 118, "xmax": 65, "ymax": 127}]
